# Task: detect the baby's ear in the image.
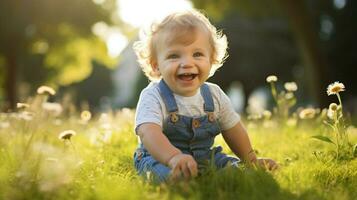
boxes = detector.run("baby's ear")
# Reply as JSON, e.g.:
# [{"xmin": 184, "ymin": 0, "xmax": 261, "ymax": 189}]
[
  {"xmin": 150, "ymin": 61, "xmax": 161, "ymax": 77},
  {"xmin": 150, "ymin": 60, "xmax": 159, "ymax": 71}
]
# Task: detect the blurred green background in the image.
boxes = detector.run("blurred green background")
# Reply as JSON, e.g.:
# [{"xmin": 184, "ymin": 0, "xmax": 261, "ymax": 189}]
[{"xmin": 0, "ymin": 0, "xmax": 356, "ymax": 115}]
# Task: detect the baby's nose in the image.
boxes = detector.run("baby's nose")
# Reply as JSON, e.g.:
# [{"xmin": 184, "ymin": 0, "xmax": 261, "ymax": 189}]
[
  {"xmin": 179, "ymin": 57, "xmax": 194, "ymax": 68},
  {"xmin": 179, "ymin": 63, "xmax": 193, "ymax": 68}
]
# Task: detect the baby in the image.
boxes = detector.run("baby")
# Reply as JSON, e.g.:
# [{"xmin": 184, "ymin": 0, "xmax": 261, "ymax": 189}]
[{"xmin": 133, "ymin": 9, "xmax": 277, "ymax": 183}]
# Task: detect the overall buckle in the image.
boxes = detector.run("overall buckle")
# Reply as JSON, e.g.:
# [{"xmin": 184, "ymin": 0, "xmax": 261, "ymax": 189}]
[
  {"xmin": 207, "ymin": 112, "xmax": 215, "ymax": 122},
  {"xmin": 170, "ymin": 112, "xmax": 179, "ymax": 123}
]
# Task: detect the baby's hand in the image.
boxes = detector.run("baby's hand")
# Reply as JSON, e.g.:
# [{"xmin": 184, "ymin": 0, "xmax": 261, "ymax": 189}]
[
  {"xmin": 254, "ymin": 158, "xmax": 279, "ymax": 171},
  {"xmin": 168, "ymin": 153, "xmax": 198, "ymax": 181}
]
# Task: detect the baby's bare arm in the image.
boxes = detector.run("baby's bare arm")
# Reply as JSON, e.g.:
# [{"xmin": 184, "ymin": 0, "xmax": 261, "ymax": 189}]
[
  {"xmin": 222, "ymin": 121, "xmax": 278, "ymax": 170},
  {"xmin": 222, "ymin": 121, "xmax": 257, "ymax": 163},
  {"xmin": 137, "ymin": 123, "xmax": 181, "ymax": 165}
]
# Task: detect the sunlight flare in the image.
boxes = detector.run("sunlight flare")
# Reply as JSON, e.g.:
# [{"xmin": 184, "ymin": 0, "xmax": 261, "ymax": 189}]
[{"xmin": 117, "ymin": 0, "xmax": 192, "ymax": 28}]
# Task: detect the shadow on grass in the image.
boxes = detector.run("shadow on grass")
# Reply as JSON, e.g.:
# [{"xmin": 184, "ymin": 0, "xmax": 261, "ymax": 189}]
[{"xmin": 163, "ymin": 167, "xmax": 324, "ymax": 200}]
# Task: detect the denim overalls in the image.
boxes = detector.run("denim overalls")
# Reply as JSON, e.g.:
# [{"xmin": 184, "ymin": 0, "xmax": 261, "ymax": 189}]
[{"xmin": 134, "ymin": 80, "xmax": 240, "ymax": 183}]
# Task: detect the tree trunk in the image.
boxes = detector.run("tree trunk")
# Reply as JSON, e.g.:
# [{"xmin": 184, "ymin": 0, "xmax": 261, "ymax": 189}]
[
  {"xmin": 279, "ymin": 0, "xmax": 328, "ymax": 106},
  {"xmin": 4, "ymin": 52, "xmax": 17, "ymax": 111}
]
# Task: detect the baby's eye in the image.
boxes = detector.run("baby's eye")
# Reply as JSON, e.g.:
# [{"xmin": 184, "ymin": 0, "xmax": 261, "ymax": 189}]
[
  {"xmin": 193, "ymin": 52, "xmax": 204, "ymax": 57},
  {"xmin": 167, "ymin": 54, "xmax": 179, "ymax": 59}
]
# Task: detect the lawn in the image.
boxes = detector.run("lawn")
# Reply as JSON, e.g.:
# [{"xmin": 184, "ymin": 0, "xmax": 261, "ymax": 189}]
[{"xmin": 0, "ymin": 83, "xmax": 356, "ymax": 200}]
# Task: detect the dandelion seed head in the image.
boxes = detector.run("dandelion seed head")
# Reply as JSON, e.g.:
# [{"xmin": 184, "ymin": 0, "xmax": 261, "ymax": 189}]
[
  {"xmin": 80, "ymin": 110, "xmax": 92, "ymax": 122},
  {"xmin": 299, "ymin": 108, "xmax": 316, "ymax": 119},
  {"xmin": 58, "ymin": 130, "xmax": 76, "ymax": 140},
  {"xmin": 329, "ymin": 103, "xmax": 338, "ymax": 111},
  {"xmin": 16, "ymin": 103, "xmax": 30, "ymax": 109},
  {"xmin": 37, "ymin": 86, "xmax": 56, "ymax": 96},
  {"xmin": 266, "ymin": 75, "xmax": 278, "ymax": 83},
  {"xmin": 284, "ymin": 82, "xmax": 298, "ymax": 92},
  {"xmin": 327, "ymin": 81, "xmax": 345, "ymax": 96},
  {"xmin": 327, "ymin": 103, "xmax": 339, "ymax": 119}
]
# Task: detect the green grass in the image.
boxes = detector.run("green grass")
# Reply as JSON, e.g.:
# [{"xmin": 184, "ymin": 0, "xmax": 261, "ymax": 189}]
[{"xmin": 0, "ymin": 109, "xmax": 356, "ymax": 200}]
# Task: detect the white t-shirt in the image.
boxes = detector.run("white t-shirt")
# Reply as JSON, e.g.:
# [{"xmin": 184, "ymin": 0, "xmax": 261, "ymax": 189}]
[{"xmin": 135, "ymin": 81, "xmax": 240, "ymax": 133}]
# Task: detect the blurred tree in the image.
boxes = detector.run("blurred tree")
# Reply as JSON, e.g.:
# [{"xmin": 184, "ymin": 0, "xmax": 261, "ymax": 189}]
[
  {"xmin": 192, "ymin": 0, "xmax": 282, "ymax": 20},
  {"xmin": 191, "ymin": 0, "xmax": 330, "ymax": 106},
  {"xmin": 63, "ymin": 61, "xmax": 114, "ymax": 112},
  {"xmin": 0, "ymin": 0, "xmax": 119, "ymax": 110},
  {"xmin": 277, "ymin": 0, "xmax": 328, "ymax": 106}
]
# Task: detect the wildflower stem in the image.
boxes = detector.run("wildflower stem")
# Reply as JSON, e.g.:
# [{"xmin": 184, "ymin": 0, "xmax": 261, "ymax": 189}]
[
  {"xmin": 270, "ymin": 82, "xmax": 278, "ymax": 102},
  {"xmin": 336, "ymin": 93, "xmax": 343, "ymax": 111},
  {"xmin": 270, "ymin": 82, "xmax": 280, "ymax": 118},
  {"xmin": 333, "ymin": 125, "xmax": 340, "ymax": 159},
  {"xmin": 23, "ymin": 131, "xmax": 35, "ymax": 160},
  {"xmin": 69, "ymin": 140, "xmax": 79, "ymax": 159}
]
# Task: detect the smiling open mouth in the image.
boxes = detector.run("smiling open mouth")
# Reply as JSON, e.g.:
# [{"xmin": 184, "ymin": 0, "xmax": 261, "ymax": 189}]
[{"xmin": 177, "ymin": 73, "xmax": 198, "ymax": 81}]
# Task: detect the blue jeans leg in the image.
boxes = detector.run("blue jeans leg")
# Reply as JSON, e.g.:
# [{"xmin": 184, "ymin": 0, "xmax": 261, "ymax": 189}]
[
  {"xmin": 135, "ymin": 155, "xmax": 171, "ymax": 183},
  {"xmin": 214, "ymin": 151, "xmax": 240, "ymax": 168}
]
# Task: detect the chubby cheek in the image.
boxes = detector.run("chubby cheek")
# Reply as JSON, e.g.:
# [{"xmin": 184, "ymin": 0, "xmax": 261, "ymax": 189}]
[
  {"xmin": 168, "ymin": 66, "xmax": 181, "ymax": 78},
  {"xmin": 166, "ymin": 68, "xmax": 178, "ymax": 80},
  {"xmin": 160, "ymin": 67, "xmax": 178, "ymax": 84},
  {"xmin": 199, "ymin": 61, "xmax": 212, "ymax": 77}
]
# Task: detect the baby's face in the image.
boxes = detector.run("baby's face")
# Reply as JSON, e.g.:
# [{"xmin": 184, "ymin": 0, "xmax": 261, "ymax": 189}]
[{"xmin": 153, "ymin": 29, "xmax": 212, "ymax": 96}]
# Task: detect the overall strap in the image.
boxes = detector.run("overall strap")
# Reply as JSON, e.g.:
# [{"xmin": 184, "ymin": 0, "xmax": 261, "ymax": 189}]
[
  {"xmin": 200, "ymin": 83, "xmax": 215, "ymax": 112},
  {"xmin": 158, "ymin": 80, "xmax": 178, "ymax": 113}
]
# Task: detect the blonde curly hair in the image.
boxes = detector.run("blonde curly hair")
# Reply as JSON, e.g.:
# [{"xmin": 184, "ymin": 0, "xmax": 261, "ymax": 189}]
[{"xmin": 133, "ymin": 9, "xmax": 228, "ymax": 81}]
